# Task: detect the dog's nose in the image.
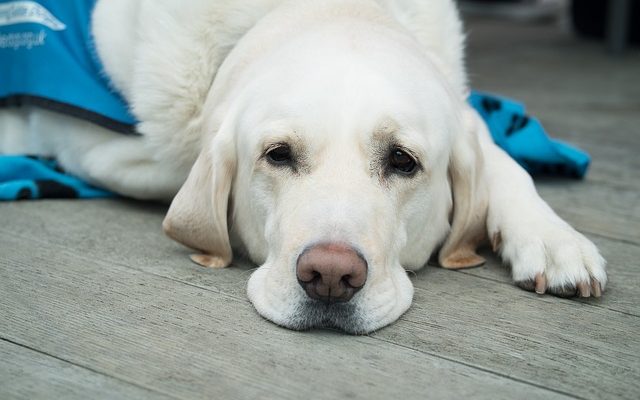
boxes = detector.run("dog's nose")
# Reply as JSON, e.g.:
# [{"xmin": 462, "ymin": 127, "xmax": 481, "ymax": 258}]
[{"xmin": 296, "ymin": 243, "xmax": 368, "ymax": 303}]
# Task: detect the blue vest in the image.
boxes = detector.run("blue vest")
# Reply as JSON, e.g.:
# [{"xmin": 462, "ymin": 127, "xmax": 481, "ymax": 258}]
[{"xmin": 0, "ymin": 0, "xmax": 136, "ymax": 133}]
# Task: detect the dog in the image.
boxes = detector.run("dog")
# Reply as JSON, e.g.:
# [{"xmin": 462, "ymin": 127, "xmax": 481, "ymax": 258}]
[{"xmin": 0, "ymin": 0, "xmax": 606, "ymax": 333}]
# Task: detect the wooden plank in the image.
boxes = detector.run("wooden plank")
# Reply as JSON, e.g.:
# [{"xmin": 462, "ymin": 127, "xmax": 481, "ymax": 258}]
[
  {"xmin": 2, "ymin": 187, "xmax": 638, "ymax": 304},
  {"xmin": 2, "ymin": 200, "xmax": 639, "ymax": 399},
  {"xmin": 466, "ymin": 21, "xmax": 640, "ymax": 120},
  {"xmin": 2, "ymin": 193, "xmax": 636, "ymax": 316},
  {"xmin": 0, "ymin": 340, "xmax": 173, "ymax": 400},
  {"xmin": 459, "ymin": 236, "xmax": 640, "ymax": 317},
  {"xmin": 0, "ymin": 231, "xmax": 568, "ymax": 400},
  {"xmin": 538, "ymin": 109, "xmax": 640, "ymax": 152},
  {"xmin": 536, "ymin": 180, "xmax": 640, "ymax": 244},
  {"xmin": 538, "ymin": 112, "xmax": 640, "ymax": 190},
  {"xmin": 378, "ymin": 266, "xmax": 640, "ymax": 400},
  {"xmin": 0, "ymin": 200, "xmax": 251, "ymax": 300}
]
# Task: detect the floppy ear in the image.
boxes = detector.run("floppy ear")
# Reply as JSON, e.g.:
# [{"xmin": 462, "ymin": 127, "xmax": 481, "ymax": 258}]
[
  {"xmin": 162, "ymin": 134, "xmax": 235, "ymax": 268},
  {"xmin": 438, "ymin": 107, "xmax": 489, "ymax": 269}
]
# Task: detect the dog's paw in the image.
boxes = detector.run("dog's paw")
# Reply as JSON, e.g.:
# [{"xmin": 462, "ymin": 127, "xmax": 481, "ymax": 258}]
[{"xmin": 494, "ymin": 219, "xmax": 607, "ymax": 298}]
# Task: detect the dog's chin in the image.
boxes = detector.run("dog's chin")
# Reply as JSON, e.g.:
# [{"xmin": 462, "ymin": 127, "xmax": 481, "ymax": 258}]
[
  {"xmin": 247, "ymin": 264, "xmax": 414, "ymax": 334},
  {"xmin": 280, "ymin": 300, "xmax": 367, "ymax": 334}
]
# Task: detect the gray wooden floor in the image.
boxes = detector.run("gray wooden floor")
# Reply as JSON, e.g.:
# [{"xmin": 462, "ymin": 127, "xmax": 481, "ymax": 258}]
[{"xmin": 1, "ymin": 17, "xmax": 639, "ymax": 400}]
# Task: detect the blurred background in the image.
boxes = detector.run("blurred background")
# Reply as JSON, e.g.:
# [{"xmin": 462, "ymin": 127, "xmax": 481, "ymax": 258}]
[
  {"xmin": 459, "ymin": 0, "xmax": 639, "ymax": 189},
  {"xmin": 461, "ymin": 0, "xmax": 638, "ymax": 54}
]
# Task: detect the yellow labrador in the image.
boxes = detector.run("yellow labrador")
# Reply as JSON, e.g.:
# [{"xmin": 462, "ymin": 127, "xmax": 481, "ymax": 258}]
[{"xmin": 0, "ymin": 0, "xmax": 606, "ymax": 333}]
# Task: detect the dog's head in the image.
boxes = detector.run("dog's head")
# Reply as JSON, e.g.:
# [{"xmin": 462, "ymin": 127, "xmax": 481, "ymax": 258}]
[{"xmin": 163, "ymin": 8, "xmax": 487, "ymax": 333}]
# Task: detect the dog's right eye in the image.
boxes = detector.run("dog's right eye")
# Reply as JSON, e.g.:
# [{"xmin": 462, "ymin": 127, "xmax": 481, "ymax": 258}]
[
  {"xmin": 388, "ymin": 147, "xmax": 418, "ymax": 176},
  {"xmin": 265, "ymin": 144, "xmax": 293, "ymax": 165}
]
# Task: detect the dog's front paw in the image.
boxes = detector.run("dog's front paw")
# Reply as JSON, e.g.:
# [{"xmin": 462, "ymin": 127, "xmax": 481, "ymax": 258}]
[{"xmin": 494, "ymin": 218, "xmax": 607, "ymax": 298}]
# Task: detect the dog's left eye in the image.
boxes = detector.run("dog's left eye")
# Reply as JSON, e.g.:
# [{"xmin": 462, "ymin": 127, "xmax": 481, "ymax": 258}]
[
  {"xmin": 389, "ymin": 148, "xmax": 417, "ymax": 175},
  {"xmin": 266, "ymin": 144, "xmax": 293, "ymax": 165}
]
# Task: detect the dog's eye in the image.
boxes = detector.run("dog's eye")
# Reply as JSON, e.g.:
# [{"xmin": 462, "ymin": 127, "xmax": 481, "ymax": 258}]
[
  {"xmin": 389, "ymin": 148, "xmax": 417, "ymax": 175},
  {"xmin": 266, "ymin": 144, "xmax": 293, "ymax": 165}
]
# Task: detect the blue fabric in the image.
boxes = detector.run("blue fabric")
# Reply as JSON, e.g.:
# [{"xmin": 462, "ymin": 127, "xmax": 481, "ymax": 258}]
[
  {"xmin": 469, "ymin": 91, "xmax": 590, "ymax": 178},
  {"xmin": 0, "ymin": 0, "xmax": 136, "ymax": 130},
  {"xmin": 0, "ymin": 156, "xmax": 113, "ymax": 200}
]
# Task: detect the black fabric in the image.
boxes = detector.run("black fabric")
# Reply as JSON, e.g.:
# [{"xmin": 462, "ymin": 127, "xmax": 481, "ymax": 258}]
[
  {"xmin": 481, "ymin": 97, "xmax": 502, "ymax": 115},
  {"xmin": 17, "ymin": 188, "xmax": 33, "ymax": 200},
  {"xmin": 0, "ymin": 95, "xmax": 138, "ymax": 135},
  {"xmin": 505, "ymin": 115, "xmax": 530, "ymax": 137},
  {"xmin": 35, "ymin": 179, "xmax": 79, "ymax": 199}
]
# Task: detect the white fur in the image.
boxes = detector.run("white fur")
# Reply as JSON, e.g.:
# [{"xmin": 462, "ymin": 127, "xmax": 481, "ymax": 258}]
[{"xmin": 0, "ymin": 0, "xmax": 606, "ymax": 333}]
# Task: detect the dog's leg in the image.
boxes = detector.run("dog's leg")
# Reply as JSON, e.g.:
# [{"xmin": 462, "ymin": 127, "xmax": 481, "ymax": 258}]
[
  {"xmin": 0, "ymin": 108, "xmax": 187, "ymax": 201},
  {"xmin": 472, "ymin": 109, "xmax": 607, "ymax": 297},
  {"xmin": 79, "ymin": 136, "xmax": 190, "ymax": 201}
]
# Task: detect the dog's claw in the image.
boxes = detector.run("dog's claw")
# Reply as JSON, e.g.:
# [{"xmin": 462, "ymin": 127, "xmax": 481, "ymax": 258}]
[
  {"xmin": 534, "ymin": 273, "xmax": 546, "ymax": 294},
  {"xmin": 577, "ymin": 281, "xmax": 591, "ymax": 298},
  {"xmin": 516, "ymin": 272, "xmax": 547, "ymax": 294},
  {"xmin": 517, "ymin": 274, "xmax": 606, "ymax": 299},
  {"xmin": 591, "ymin": 280, "xmax": 602, "ymax": 298}
]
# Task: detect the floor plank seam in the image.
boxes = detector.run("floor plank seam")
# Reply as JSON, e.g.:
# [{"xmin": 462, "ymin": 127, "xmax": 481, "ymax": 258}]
[
  {"xmin": 424, "ymin": 271, "xmax": 640, "ymax": 318},
  {"xmin": 582, "ymin": 232, "xmax": 640, "ymax": 248},
  {"xmin": 540, "ymin": 182, "xmax": 637, "ymax": 196},
  {"xmin": 102, "ymin": 256, "xmax": 250, "ymax": 303},
  {"xmin": 563, "ymin": 227, "xmax": 638, "ymax": 247},
  {"xmin": 1, "ymin": 226, "xmax": 250, "ymax": 303},
  {"xmin": 572, "ymin": 178, "xmax": 639, "ymax": 192},
  {"xmin": 369, "ymin": 335, "xmax": 584, "ymax": 400},
  {"xmin": 0, "ymin": 336, "xmax": 180, "ymax": 400},
  {"xmin": 4, "ymin": 225, "xmax": 636, "ymax": 318},
  {"xmin": 397, "ymin": 317, "xmax": 637, "ymax": 371}
]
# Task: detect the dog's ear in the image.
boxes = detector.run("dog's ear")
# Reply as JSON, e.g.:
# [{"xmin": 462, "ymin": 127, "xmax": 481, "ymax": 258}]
[
  {"xmin": 163, "ymin": 134, "xmax": 235, "ymax": 268},
  {"xmin": 439, "ymin": 107, "xmax": 488, "ymax": 269}
]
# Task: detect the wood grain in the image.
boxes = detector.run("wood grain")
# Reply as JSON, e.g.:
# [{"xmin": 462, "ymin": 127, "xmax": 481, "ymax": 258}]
[
  {"xmin": 0, "ymin": 340, "xmax": 174, "ymax": 400},
  {"xmin": 0, "ymin": 232, "xmax": 568, "ymax": 400}
]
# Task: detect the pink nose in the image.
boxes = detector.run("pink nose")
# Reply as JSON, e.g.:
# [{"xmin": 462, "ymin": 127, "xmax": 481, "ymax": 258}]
[{"xmin": 296, "ymin": 243, "xmax": 368, "ymax": 303}]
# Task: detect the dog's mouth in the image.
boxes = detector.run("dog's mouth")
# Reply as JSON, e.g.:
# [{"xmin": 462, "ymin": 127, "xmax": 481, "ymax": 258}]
[
  {"xmin": 284, "ymin": 299, "xmax": 368, "ymax": 334},
  {"xmin": 247, "ymin": 258, "xmax": 413, "ymax": 334}
]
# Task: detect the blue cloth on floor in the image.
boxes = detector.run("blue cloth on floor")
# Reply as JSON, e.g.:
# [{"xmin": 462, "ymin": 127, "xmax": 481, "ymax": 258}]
[
  {"xmin": 0, "ymin": 156, "xmax": 113, "ymax": 200},
  {"xmin": 0, "ymin": 91, "xmax": 591, "ymax": 201},
  {"xmin": 469, "ymin": 91, "xmax": 590, "ymax": 179}
]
